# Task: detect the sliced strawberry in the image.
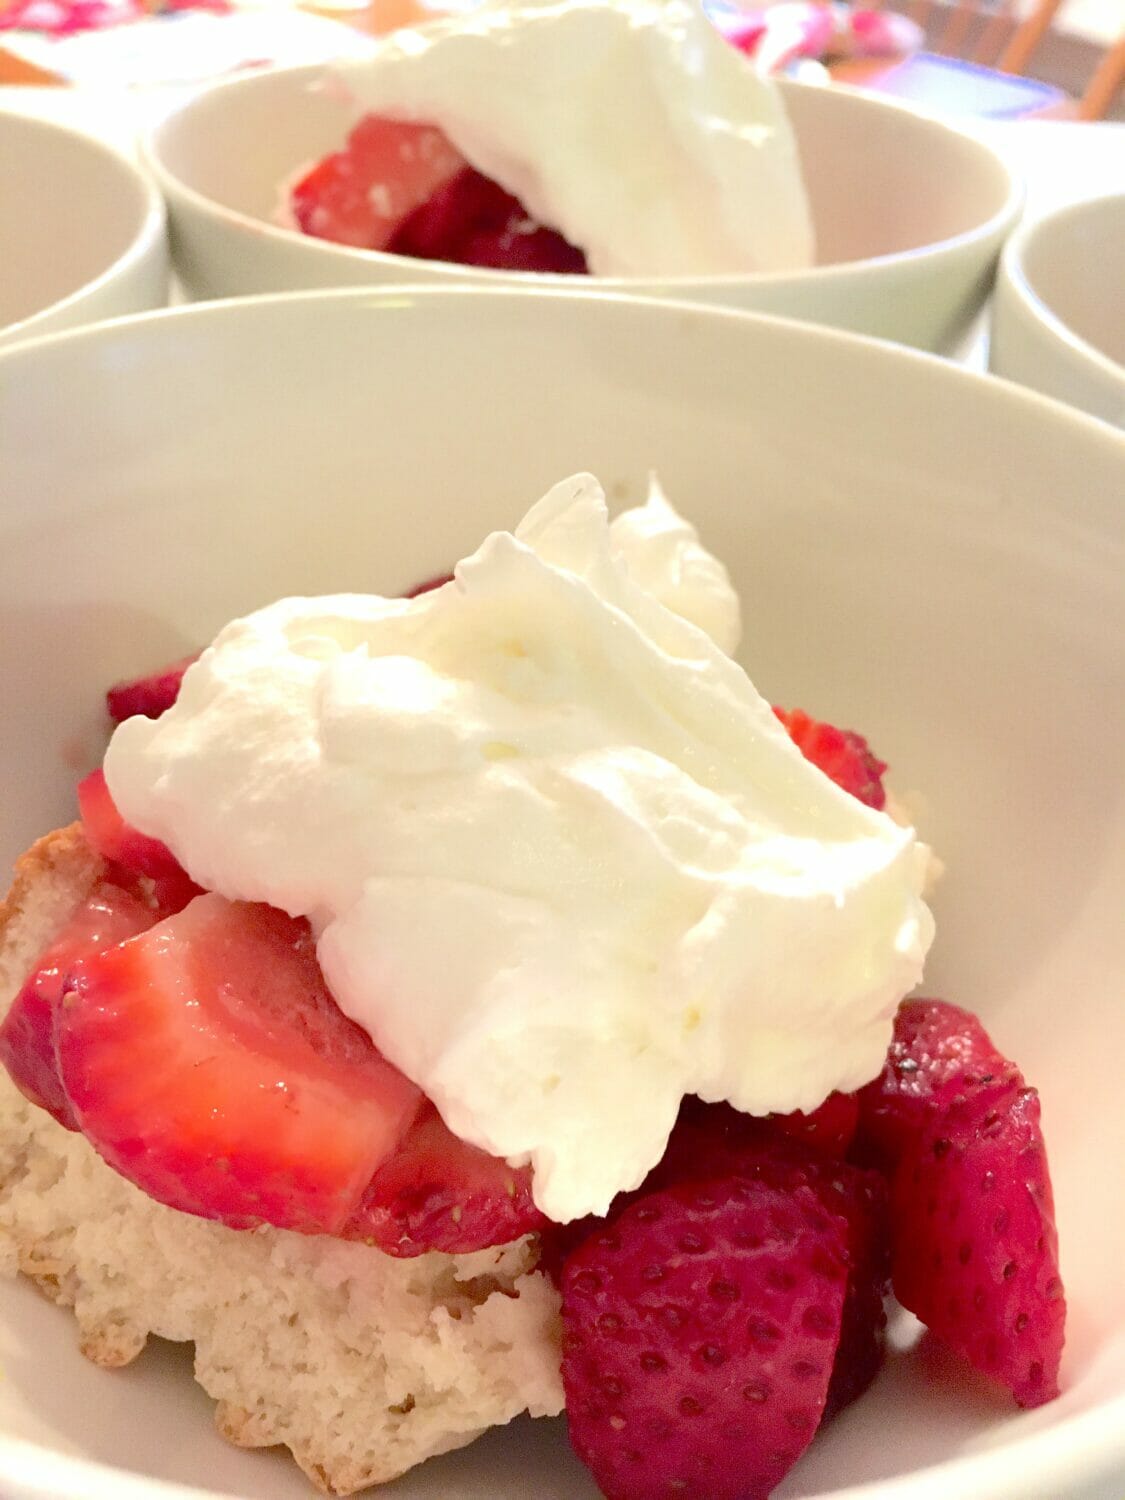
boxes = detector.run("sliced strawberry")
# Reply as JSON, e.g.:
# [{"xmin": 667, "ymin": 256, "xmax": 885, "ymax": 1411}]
[
  {"xmin": 768, "ymin": 1090, "xmax": 860, "ymax": 1160},
  {"xmin": 890, "ymin": 1085, "xmax": 1065, "ymax": 1407},
  {"xmin": 77, "ymin": 768, "xmax": 184, "ymax": 881},
  {"xmin": 290, "ymin": 115, "xmax": 466, "ymax": 251},
  {"xmin": 461, "ymin": 219, "xmax": 589, "ymax": 274},
  {"xmin": 342, "ymin": 1102, "xmax": 544, "ymax": 1256},
  {"xmin": 855, "ymin": 998, "xmax": 1022, "ymax": 1166},
  {"xmin": 652, "ymin": 1099, "xmax": 891, "ymax": 1417},
  {"xmin": 56, "ymin": 895, "xmax": 423, "ymax": 1234},
  {"xmin": 854, "ymin": 1000, "xmax": 1065, "ymax": 1405},
  {"xmin": 561, "ymin": 1175, "xmax": 849, "ymax": 1500},
  {"xmin": 0, "ymin": 879, "xmax": 158, "ymax": 1129},
  {"xmin": 773, "ymin": 706, "xmax": 887, "ymax": 809},
  {"xmin": 106, "ymin": 653, "xmax": 198, "ymax": 723},
  {"xmin": 402, "ymin": 570, "xmax": 454, "ymax": 598},
  {"xmin": 818, "ymin": 1167, "xmax": 890, "ymax": 1421},
  {"xmin": 388, "ymin": 164, "xmax": 587, "ymax": 273},
  {"xmin": 544, "ymin": 1100, "xmax": 890, "ymax": 1415}
]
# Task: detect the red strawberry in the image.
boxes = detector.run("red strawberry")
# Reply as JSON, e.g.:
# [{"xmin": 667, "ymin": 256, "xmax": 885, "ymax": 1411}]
[
  {"xmin": 56, "ymin": 894, "xmax": 423, "ymax": 1234},
  {"xmin": 402, "ymin": 571, "xmax": 455, "ymax": 598},
  {"xmin": 651, "ymin": 1100, "xmax": 891, "ymax": 1417},
  {"xmin": 385, "ymin": 166, "xmax": 498, "ymax": 261},
  {"xmin": 889, "ymin": 1085, "xmax": 1065, "ymax": 1407},
  {"xmin": 462, "ymin": 218, "xmax": 589, "ymax": 274},
  {"xmin": 655, "ymin": 1097, "xmax": 860, "ymax": 1185},
  {"xmin": 773, "ymin": 706, "xmax": 887, "ymax": 809},
  {"xmin": 106, "ymin": 653, "xmax": 198, "ymax": 723},
  {"xmin": 818, "ymin": 1167, "xmax": 890, "ymax": 1420},
  {"xmin": 387, "ymin": 165, "xmax": 587, "ymax": 274},
  {"xmin": 769, "ymin": 1091, "xmax": 860, "ymax": 1161},
  {"xmin": 855, "ymin": 998, "xmax": 1022, "ymax": 1166},
  {"xmin": 290, "ymin": 115, "xmax": 465, "ymax": 251},
  {"xmin": 77, "ymin": 768, "xmax": 184, "ymax": 881},
  {"xmin": 560, "ymin": 1176, "xmax": 849, "ymax": 1500},
  {"xmin": 342, "ymin": 1101, "xmax": 544, "ymax": 1256},
  {"xmin": 0, "ymin": 879, "xmax": 157, "ymax": 1129}
]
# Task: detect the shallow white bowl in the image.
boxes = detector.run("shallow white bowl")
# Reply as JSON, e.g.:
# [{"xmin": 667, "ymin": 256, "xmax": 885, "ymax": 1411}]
[
  {"xmin": 145, "ymin": 64, "xmax": 1021, "ymax": 353},
  {"xmin": 990, "ymin": 193, "xmax": 1125, "ymax": 430},
  {"xmin": 0, "ymin": 288, "xmax": 1123, "ymax": 1500},
  {"xmin": 0, "ymin": 109, "xmax": 168, "ymax": 352}
]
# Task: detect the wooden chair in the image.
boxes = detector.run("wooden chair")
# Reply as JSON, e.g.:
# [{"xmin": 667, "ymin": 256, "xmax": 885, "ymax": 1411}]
[{"xmin": 864, "ymin": 0, "xmax": 1125, "ymax": 117}]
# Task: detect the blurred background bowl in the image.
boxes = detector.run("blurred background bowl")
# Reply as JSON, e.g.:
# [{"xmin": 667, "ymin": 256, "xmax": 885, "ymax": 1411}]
[
  {"xmin": 0, "ymin": 286, "xmax": 1123, "ymax": 1499},
  {"xmin": 990, "ymin": 192, "xmax": 1125, "ymax": 429},
  {"xmin": 0, "ymin": 109, "xmax": 167, "ymax": 352},
  {"xmin": 145, "ymin": 65, "xmax": 1021, "ymax": 353}
]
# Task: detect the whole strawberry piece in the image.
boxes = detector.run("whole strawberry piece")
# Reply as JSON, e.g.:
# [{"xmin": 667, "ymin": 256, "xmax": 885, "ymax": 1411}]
[
  {"xmin": 773, "ymin": 706, "xmax": 887, "ymax": 809},
  {"xmin": 57, "ymin": 895, "xmax": 423, "ymax": 1234},
  {"xmin": 561, "ymin": 1176, "xmax": 848, "ymax": 1500},
  {"xmin": 106, "ymin": 653, "xmax": 199, "ymax": 723},
  {"xmin": 890, "ymin": 1085, "xmax": 1065, "ymax": 1408},
  {"xmin": 343, "ymin": 1102, "xmax": 545, "ymax": 1256}
]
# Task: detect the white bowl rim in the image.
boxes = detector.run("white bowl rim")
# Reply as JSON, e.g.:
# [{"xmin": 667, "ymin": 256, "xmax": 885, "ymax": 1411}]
[
  {"xmin": 998, "ymin": 191, "xmax": 1125, "ymax": 390},
  {"xmin": 0, "ymin": 1373, "xmax": 1124, "ymax": 1500},
  {"xmin": 4, "ymin": 281, "xmax": 1124, "ymax": 464},
  {"xmin": 141, "ymin": 65, "xmax": 1024, "ymax": 290},
  {"xmin": 0, "ymin": 106, "xmax": 167, "ymax": 347},
  {"xmin": 3, "ymin": 283, "xmax": 1121, "ymax": 459},
  {"xmin": 0, "ymin": 283, "xmax": 1122, "ymax": 1500}
]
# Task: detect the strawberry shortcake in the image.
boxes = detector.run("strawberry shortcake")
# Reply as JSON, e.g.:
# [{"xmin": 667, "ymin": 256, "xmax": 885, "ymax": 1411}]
[
  {"xmin": 0, "ymin": 477, "xmax": 1064, "ymax": 1498},
  {"xmin": 282, "ymin": 0, "xmax": 814, "ymax": 278}
]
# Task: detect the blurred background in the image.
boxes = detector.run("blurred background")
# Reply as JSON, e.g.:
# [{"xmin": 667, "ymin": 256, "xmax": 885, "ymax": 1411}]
[{"xmin": 0, "ymin": 0, "xmax": 1121, "ymax": 120}]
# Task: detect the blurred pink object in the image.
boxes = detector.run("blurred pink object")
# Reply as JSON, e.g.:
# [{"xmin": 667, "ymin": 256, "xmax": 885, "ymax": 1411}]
[
  {"xmin": 715, "ymin": 2, "xmax": 925, "ymax": 71},
  {"xmin": 0, "ymin": 0, "xmax": 143, "ymax": 32},
  {"xmin": 0, "ymin": 0, "xmax": 230, "ymax": 30},
  {"xmin": 849, "ymin": 8, "xmax": 925, "ymax": 55}
]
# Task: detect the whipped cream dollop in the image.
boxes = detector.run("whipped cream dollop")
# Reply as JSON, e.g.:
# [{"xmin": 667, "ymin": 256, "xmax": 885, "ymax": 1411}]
[
  {"xmin": 106, "ymin": 477, "xmax": 931, "ymax": 1223},
  {"xmin": 331, "ymin": 0, "xmax": 814, "ymax": 276}
]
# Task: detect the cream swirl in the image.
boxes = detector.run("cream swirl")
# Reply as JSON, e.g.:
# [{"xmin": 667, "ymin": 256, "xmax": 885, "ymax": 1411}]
[{"xmin": 106, "ymin": 476, "xmax": 930, "ymax": 1223}]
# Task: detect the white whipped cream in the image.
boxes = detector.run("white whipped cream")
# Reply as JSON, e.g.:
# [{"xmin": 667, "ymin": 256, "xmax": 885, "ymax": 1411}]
[
  {"xmin": 106, "ymin": 477, "xmax": 931, "ymax": 1223},
  {"xmin": 331, "ymin": 0, "xmax": 814, "ymax": 277}
]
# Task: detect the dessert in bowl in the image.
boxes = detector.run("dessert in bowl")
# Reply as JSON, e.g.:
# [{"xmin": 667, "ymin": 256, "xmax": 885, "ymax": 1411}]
[
  {"xmin": 144, "ymin": 0, "xmax": 1021, "ymax": 354},
  {"xmin": 0, "ymin": 109, "xmax": 167, "ymax": 352},
  {"xmin": 990, "ymin": 193, "xmax": 1125, "ymax": 431},
  {"xmin": 0, "ymin": 286, "xmax": 1123, "ymax": 1500}
]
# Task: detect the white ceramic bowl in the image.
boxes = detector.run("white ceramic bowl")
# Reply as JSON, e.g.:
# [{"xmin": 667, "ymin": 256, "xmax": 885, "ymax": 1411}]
[
  {"xmin": 990, "ymin": 194, "xmax": 1125, "ymax": 430},
  {"xmin": 0, "ymin": 109, "xmax": 168, "ymax": 352},
  {"xmin": 145, "ymin": 64, "xmax": 1021, "ymax": 353},
  {"xmin": 1, "ymin": 288, "xmax": 1123, "ymax": 1500}
]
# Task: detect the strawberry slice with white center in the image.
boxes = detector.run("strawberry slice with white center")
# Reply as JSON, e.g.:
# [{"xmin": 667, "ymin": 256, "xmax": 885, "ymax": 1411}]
[
  {"xmin": 56, "ymin": 895, "xmax": 423, "ymax": 1235},
  {"xmin": 0, "ymin": 878, "xmax": 158, "ymax": 1129},
  {"xmin": 290, "ymin": 115, "xmax": 466, "ymax": 251}
]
